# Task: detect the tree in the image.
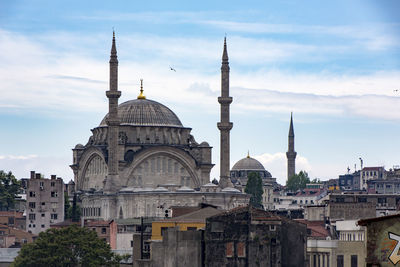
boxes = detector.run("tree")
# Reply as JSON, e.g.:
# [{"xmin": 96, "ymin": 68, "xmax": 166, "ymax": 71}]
[
  {"xmin": 245, "ymin": 172, "xmax": 263, "ymax": 208},
  {"xmin": 12, "ymin": 225, "xmax": 123, "ymax": 267},
  {"xmin": 0, "ymin": 171, "xmax": 21, "ymax": 211},
  {"xmin": 286, "ymin": 171, "xmax": 310, "ymax": 192},
  {"xmin": 64, "ymin": 193, "xmax": 70, "ymax": 219}
]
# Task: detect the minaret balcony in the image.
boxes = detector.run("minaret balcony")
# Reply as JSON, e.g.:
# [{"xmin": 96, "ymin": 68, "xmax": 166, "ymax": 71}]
[
  {"xmin": 106, "ymin": 90, "xmax": 121, "ymax": 98},
  {"xmin": 218, "ymin": 97, "xmax": 233, "ymax": 104},
  {"xmin": 217, "ymin": 122, "xmax": 233, "ymax": 131}
]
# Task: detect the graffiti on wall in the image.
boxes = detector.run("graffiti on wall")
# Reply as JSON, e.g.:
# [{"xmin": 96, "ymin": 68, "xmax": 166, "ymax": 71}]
[{"xmin": 388, "ymin": 232, "xmax": 400, "ymax": 265}]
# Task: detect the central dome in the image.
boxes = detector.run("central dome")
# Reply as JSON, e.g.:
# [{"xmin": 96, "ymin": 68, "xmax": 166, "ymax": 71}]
[
  {"xmin": 232, "ymin": 157, "xmax": 266, "ymax": 171},
  {"xmin": 100, "ymin": 99, "xmax": 183, "ymax": 127}
]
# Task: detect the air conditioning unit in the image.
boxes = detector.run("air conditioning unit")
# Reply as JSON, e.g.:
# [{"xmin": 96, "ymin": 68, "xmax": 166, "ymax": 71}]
[
  {"xmin": 40, "ymin": 186, "xmax": 44, "ymax": 190},
  {"xmin": 30, "ymin": 220, "xmax": 34, "ymax": 223}
]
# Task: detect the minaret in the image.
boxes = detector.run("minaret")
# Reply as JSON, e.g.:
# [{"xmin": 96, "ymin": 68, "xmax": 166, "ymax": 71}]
[
  {"xmin": 217, "ymin": 38, "xmax": 233, "ymax": 188},
  {"xmin": 286, "ymin": 112, "xmax": 297, "ymax": 179},
  {"xmin": 104, "ymin": 32, "xmax": 121, "ymax": 193}
]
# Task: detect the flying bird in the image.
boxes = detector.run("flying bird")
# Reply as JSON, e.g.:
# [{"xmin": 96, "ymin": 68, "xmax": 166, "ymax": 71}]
[
  {"xmin": 394, "ymin": 89, "xmax": 399, "ymax": 92},
  {"xmin": 169, "ymin": 66, "xmax": 176, "ymax": 72}
]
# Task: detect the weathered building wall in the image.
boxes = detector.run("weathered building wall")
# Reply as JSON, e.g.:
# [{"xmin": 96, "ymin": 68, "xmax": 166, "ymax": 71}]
[
  {"xmin": 336, "ymin": 241, "xmax": 365, "ymax": 267},
  {"xmin": 361, "ymin": 216, "xmax": 400, "ymax": 266},
  {"xmin": 151, "ymin": 228, "xmax": 203, "ymax": 267},
  {"xmin": 204, "ymin": 207, "xmax": 307, "ymax": 267},
  {"xmin": 329, "ymin": 202, "xmax": 375, "ymax": 221}
]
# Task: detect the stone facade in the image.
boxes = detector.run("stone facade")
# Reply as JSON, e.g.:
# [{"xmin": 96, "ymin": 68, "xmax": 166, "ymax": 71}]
[
  {"xmin": 204, "ymin": 206, "xmax": 307, "ymax": 267},
  {"xmin": 286, "ymin": 113, "xmax": 296, "ymax": 180},
  {"xmin": 73, "ymin": 35, "xmax": 249, "ymax": 220},
  {"xmin": 359, "ymin": 214, "xmax": 400, "ymax": 267},
  {"xmin": 26, "ymin": 171, "xmax": 64, "ymax": 235}
]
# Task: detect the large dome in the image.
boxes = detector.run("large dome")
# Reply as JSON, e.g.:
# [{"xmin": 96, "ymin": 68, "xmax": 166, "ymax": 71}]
[
  {"xmin": 232, "ymin": 157, "xmax": 266, "ymax": 171},
  {"xmin": 100, "ymin": 99, "xmax": 183, "ymax": 127}
]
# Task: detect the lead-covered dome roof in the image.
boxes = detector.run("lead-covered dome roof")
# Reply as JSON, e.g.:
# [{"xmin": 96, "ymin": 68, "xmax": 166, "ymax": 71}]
[
  {"xmin": 232, "ymin": 157, "xmax": 266, "ymax": 171},
  {"xmin": 100, "ymin": 99, "xmax": 183, "ymax": 127}
]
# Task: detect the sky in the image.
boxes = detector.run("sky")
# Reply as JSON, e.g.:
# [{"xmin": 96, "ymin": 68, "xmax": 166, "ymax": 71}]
[{"xmin": 0, "ymin": 0, "xmax": 400, "ymax": 185}]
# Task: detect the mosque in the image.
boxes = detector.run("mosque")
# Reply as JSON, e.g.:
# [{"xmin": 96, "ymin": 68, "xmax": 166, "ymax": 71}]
[{"xmin": 71, "ymin": 33, "xmax": 296, "ymax": 220}]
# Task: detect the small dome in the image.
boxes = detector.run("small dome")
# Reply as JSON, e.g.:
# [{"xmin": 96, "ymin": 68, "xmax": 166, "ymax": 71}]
[
  {"xmin": 232, "ymin": 157, "xmax": 265, "ymax": 171},
  {"xmin": 100, "ymin": 99, "xmax": 183, "ymax": 127}
]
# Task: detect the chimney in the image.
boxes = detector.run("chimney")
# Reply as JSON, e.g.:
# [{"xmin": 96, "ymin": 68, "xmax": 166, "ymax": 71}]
[
  {"xmin": 51, "ymin": 175, "xmax": 56, "ymax": 180},
  {"xmin": 30, "ymin": 171, "xmax": 35, "ymax": 179},
  {"xmin": 35, "ymin": 173, "xmax": 41, "ymax": 179}
]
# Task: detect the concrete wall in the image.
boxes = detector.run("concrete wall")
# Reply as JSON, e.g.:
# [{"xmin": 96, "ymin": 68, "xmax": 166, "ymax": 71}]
[
  {"xmin": 363, "ymin": 216, "xmax": 400, "ymax": 266},
  {"xmin": 151, "ymin": 228, "xmax": 203, "ymax": 267}
]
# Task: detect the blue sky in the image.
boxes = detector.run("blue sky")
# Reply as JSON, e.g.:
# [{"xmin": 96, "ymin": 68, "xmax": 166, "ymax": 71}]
[{"xmin": 1, "ymin": 0, "xmax": 400, "ymax": 185}]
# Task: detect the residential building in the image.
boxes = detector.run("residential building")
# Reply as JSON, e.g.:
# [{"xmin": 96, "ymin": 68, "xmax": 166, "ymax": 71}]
[
  {"xmin": 0, "ymin": 211, "xmax": 25, "ymax": 230},
  {"xmin": 358, "ymin": 213, "xmax": 400, "ymax": 266},
  {"xmin": 0, "ymin": 224, "xmax": 36, "ymax": 248},
  {"xmin": 360, "ymin": 167, "xmax": 386, "ymax": 190},
  {"xmin": 26, "ymin": 171, "xmax": 64, "ymax": 235},
  {"xmin": 204, "ymin": 206, "xmax": 307, "ymax": 267},
  {"xmin": 335, "ymin": 220, "xmax": 366, "ymax": 267}
]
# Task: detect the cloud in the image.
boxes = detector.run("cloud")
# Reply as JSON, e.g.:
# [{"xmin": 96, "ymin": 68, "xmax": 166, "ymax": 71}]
[
  {"xmin": 0, "ymin": 155, "xmax": 38, "ymax": 160},
  {"xmin": 0, "ymin": 155, "xmax": 72, "ymax": 182},
  {"xmin": 0, "ymin": 28, "xmax": 399, "ymax": 122}
]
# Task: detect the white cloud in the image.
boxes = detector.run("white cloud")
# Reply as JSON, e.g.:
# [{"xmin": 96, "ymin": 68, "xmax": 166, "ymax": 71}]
[
  {"xmin": 254, "ymin": 152, "xmax": 311, "ymax": 185},
  {"xmin": 0, "ymin": 155, "xmax": 38, "ymax": 160},
  {"xmin": 1, "ymin": 28, "xmax": 399, "ymax": 122}
]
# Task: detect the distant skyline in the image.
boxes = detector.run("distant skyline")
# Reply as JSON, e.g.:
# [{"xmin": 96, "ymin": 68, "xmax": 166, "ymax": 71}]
[{"xmin": 1, "ymin": 1, "xmax": 400, "ymax": 185}]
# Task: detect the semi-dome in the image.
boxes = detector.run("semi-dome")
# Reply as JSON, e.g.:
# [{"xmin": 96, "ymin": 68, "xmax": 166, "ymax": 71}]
[
  {"xmin": 232, "ymin": 156, "xmax": 266, "ymax": 171},
  {"xmin": 100, "ymin": 99, "xmax": 183, "ymax": 127}
]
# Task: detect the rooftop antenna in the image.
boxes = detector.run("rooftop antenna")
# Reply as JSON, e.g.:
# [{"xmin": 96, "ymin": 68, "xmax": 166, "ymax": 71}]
[{"xmin": 359, "ymin": 157, "xmax": 363, "ymax": 170}]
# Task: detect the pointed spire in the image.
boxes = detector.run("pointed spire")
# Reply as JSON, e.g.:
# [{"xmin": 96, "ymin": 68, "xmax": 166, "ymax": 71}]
[
  {"xmin": 247, "ymin": 150, "xmax": 250, "ymax": 158},
  {"xmin": 137, "ymin": 79, "xmax": 146, "ymax": 99},
  {"xmin": 222, "ymin": 37, "xmax": 229, "ymax": 62},
  {"xmin": 289, "ymin": 112, "xmax": 294, "ymax": 137},
  {"xmin": 110, "ymin": 31, "xmax": 118, "ymax": 64}
]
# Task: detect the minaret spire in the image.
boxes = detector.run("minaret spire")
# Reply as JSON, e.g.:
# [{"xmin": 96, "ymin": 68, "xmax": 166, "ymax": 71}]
[
  {"xmin": 286, "ymin": 112, "xmax": 297, "ymax": 180},
  {"xmin": 217, "ymin": 37, "xmax": 233, "ymax": 188},
  {"xmin": 104, "ymin": 31, "xmax": 121, "ymax": 193}
]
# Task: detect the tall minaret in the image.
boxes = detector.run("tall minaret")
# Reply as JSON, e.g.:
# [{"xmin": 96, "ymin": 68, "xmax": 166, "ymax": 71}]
[
  {"xmin": 104, "ymin": 32, "xmax": 121, "ymax": 193},
  {"xmin": 217, "ymin": 38, "xmax": 233, "ymax": 188},
  {"xmin": 286, "ymin": 112, "xmax": 297, "ymax": 179}
]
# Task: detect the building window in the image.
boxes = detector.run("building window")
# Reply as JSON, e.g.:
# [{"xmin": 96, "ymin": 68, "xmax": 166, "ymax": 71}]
[
  {"xmin": 29, "ymin": 214, "xmax": 36, "ymax": 220},
  {"xmin": 29, "ymin": 202, "xmax": 36, "ymax": 209},
  {"xmin": 41, "ymin": 213, "xmax": 45, "ymax": 217},
  {"xmin": 51, "ymin": 191, "xmax": 58, "ymax": 198},
  {"xmin": 187, "ymin": 227, "xmax": 197, "ymax": 231},
  {"xmin": 51, "ymin": 214, "xmax": 58, "ymax": 220},
  {"xmin": 41, "ymin": 202, "xmax": 45, "ymax": 206},
  {"xmin": 237, "ymin": 242, "xmax": 246, "ymax": 257},
  {"xmin": 29, "ymin": 191, "xmax": 36, "ymax": 197},
  {"xmin": 226, "ymin": 242, "xmax": 234, "ymax": 257},
  {"xmin": 101, "ymin": 228, "xmax": 107, "ymax": 234},
  {"xmin": 337, "ymin": 255, "xmax": 344, "ymax": 267},
  {"xmin": 51, "ymin": 182, "xmax": 55, "ymax": 187},
  {"xmin": 130, "ymin": 240, "xmax": 134, "ymax": 247},
  {"xmin": 41, "ymin": 224, "xmax": 45, "ymax": 228},
  {"xmin": 270, "ymin": 225, "xmax": 276, "ymax": 231},
  {"xmin": 351, "ymin": 255, "xmax": 357, "ymax": 267}
]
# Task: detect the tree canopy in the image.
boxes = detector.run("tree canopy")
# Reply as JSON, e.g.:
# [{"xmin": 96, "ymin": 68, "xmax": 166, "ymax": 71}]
[
  {"xmin": 0, "ymin": 170, "xmax": 21, "ymax": 211},
  {"xmin": 245, "ymin": 172, "xmax": 263, "ymax": 208},
  {"xmin": 286, "ymin": 171, "xmax": 310, "ymax": 192},
  {"xmin": 12, "ymin": 225, "xmax": 123, "ymax": 267}
]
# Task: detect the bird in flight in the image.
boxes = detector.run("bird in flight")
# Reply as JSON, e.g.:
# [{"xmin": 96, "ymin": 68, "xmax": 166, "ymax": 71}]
[
  {"xmin": 169, "ymin": 66, "xmax": 176, "ymax": 72},
  {"xmin": 394, "ymin": 89, "xmax": 399, "ymax": 92}
]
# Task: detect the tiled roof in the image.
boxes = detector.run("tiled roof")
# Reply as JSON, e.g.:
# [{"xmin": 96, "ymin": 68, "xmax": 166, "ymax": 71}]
[
  {"xmin": 296, "ymin": 220, "xmax": 330, "ymax": 239},
  {"xmin": 160, "ymin": 207, "xmax": 223, "ymax": 223}
]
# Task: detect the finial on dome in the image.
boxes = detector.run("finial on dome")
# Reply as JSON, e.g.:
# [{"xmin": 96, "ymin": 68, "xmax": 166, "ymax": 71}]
[
  {"xmin": 137, "ymin": 79, "xmax": 146, "ymax": 99},
  {"xmin": 247, "ymin": 150, "xmax": 250, "ymax": 158}
]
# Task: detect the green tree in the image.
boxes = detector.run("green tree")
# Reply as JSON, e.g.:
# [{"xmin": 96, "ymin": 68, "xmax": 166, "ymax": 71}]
[
  {"xmin": 12, "ymin": 225, "xmax": 123, "ymax": 267},
  {"xmin": 245, "ymin": 172, "xmax": 263, "ymax": 208},
  {"xmin": 286, "ymin": 171, "xmax": 310, "ymax": 192},
  {"xmin": 0, "ymin": 171, "xmax": 21, "ymax": 211},
  {"xmin": 64, "ymin": 193, "xmax": 70, "ymax": 219}
]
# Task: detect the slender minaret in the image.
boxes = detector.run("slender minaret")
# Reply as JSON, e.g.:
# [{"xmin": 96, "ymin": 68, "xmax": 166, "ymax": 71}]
[
  {"xmin": 286, "ymin": 112, "xmax": 297, "ymax": 179},
  {"xmin": 104, "ymin": 32, "xmax": 121, "ymax": 193},
  {"xmin": 217, "ymin": 38, "xmax": 233, "ymax": 188}
]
